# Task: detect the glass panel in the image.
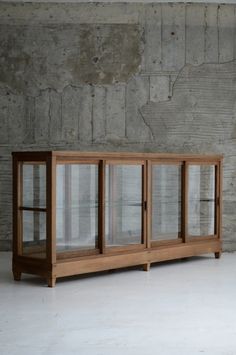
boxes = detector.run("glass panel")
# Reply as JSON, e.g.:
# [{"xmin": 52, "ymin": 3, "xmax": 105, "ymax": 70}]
[
  {"xmin": 22, "ymin": 211, "xmax": 46, "ymax": 258},
  {"xmin": 188, "ymin": 165, "xmax": 215, "ymax": 236},
  {"xmin": 22, "ymin": 163, "xmax": 46, "ymax": 208},
  {"xmin": 105, "ymin": 165, "xmax": 142, "ymax": 247},
  {"xmin": 56, "ymin": 164, "xmax": 98, "ymax": 252},
  {"xmin": 152, "ymin": 165, "xmax": 181, "ymax": 241}
]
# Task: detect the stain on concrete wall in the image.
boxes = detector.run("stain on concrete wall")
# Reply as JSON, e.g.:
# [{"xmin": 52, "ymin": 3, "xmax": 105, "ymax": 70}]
[
  {"xmin": 1, "ymin": 3, "xmax": 236, "ymax": 251},
  {"xmin": 70, "ymin": 24, "xmax": 142, "ymax": 85},
  {"xmin": 0, "ymin": 24, "xmax": 142, "ymax": 93}
]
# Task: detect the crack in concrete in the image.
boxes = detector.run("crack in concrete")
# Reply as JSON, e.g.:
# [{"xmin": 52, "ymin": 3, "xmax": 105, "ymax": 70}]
[
  {"xmin": 1, "ymin": 59, "xmax": 236, "ymax": 100},
  {"xmin": 170, "ymin": 58, "xmax": 236, "ymax": 101},
  {"xmin": 138, "ymin": 107, "xmax": 154, "ymax": 140},
  {"xmin": 2, "ymin": 59, "xmax": 236, "ymax": 148}
]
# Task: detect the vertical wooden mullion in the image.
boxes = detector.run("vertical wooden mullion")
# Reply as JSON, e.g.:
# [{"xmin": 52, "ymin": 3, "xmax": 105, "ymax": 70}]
[
  {"xmin": 64, "ymin": 164, "xmax": 72, "ymax": 248},
  {"xmin": 46, "ymin": 153, "xmax": 56, "ymax": 265},
  {"xmin": 214, "ymin": 164, "xmax": 218, "ymax": 237},
  {"xmin": 13, "ymin": 157, "xmax": 22, "ymax": 256},
  {"xmin": 111, "ymin": 165, "xmax": 117, "ymax": 245},
  {"xmin": 182, "ymin": 162, "xmax": 188, "ymax": 243},
  {"xmin": 98, "ymin": 160, "xmax": 105, "ymax": 253},
  {"xmin": 33, "ymin": 165, "xmax": 40, "ymax": 242},
  {"xmin": 146, "ymin": 160, "xmax": 151, "ymax": 248},
  {"xmin": 218, "ymin": 160, "xmax": 223, "ymax": 241},
  {"xmin": 18, "ymin": 162, "xmax": 23, "ymax": 255},
  {"xmin": 142, "ymin": 163, "xmax": 147, "ymax": 246}
]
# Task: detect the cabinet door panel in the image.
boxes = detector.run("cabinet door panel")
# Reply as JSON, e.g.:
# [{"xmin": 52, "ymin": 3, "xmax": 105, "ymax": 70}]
[
  {"xmin": 152, "ymin": 164, "xmax": 182, "ymax": 241},
  {"xmin": 105, "ymin": 164, "xmax": 143, "ymax": 247},
  {"xmin": 56, "ymin": 164, "xmax": 98, "ymax": 253},
  {"xmin": 188, "ymin": 165, "xmax": 216, "ymax": 237}
]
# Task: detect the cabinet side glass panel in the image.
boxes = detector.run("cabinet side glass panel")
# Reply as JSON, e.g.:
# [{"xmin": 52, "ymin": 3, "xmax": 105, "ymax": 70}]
[
  {"xmin": 105, "ymin": 165, "xmax": 142, "ymax": 247},
  {"xmin": 23, "ymin": 164, "xmax": 46, "ymax": 208},
  {"xmin": 22, "ymin": 211, "xmax": 46, "ymax": 258},
  {"xmin": 56, "ymin": 164, "xmax": 98, "ymax": 252},
  {"xmin": 152, "ymin": 165, "xmax": 181, "ymax": 241},
  {"xmin": 21, "ymin": 163, "xmax": 46, "ymax": 258},
  {"xmin": 188, "ymin": 165, "xmax": 215, "ymax": 236}
]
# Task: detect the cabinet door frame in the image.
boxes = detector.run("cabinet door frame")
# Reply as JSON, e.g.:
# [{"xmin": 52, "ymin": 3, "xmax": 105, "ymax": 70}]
[
  {"xmin": 148, "ymin": 159, "xmax": 184, "ymax": 247},
  {"xmin": 103, "ymin": 159, "xmax": 147, "ymax": 254},
  {"xmin": 185, "ymin": 161, "xmax": 221, "ymax": 242},
  {"xmin": 55, "ymin": 158, "xmax": 101, "ymax": 260}
]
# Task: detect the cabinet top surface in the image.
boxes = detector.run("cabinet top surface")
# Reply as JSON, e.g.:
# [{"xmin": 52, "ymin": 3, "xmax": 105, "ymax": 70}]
[{"xmin": 12, "ymin": 151, "xmax": 223, "ymax": 161}]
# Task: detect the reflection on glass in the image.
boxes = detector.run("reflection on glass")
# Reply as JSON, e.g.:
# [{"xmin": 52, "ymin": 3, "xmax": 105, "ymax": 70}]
[
  {"xmin": 152, "ymin": 165, "xmax": 181, "ymax": 241},
  {"xmin": 23, "ymin": 164, "xmax": 46, "ymax": 208},
  {"xmin": 56, "ymin": 164, "xmax": 98, "ymax": 252},
  {"xmin": 105, "ymin": 165, "xmax": 142, "ymax": 247},
  {"xmin": 22, "ymin": 211, "xmax": 46, "ymax": 258},
  {"xmin": 188, "ymin": 165, "xmax": 215, "ymax": 236}
]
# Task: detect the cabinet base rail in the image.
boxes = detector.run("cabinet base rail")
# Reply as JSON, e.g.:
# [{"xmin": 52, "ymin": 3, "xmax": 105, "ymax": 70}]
[{"xmin": 13, "ymin": 239, "xmax": 221, "ymax": 287}]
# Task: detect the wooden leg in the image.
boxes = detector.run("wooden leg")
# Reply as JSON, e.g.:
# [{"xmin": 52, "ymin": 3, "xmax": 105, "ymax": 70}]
[
  {"xmin": 13, "ymin": 270, "xmax": 21, "ymax": 281},
  {"xmin": 47, "ymin": 276, "xmax": 56, "ymax": 288},
  {"xmin": 143, "ymin": 263, "xmax": 150, "ymax": 272},
  {"xmin": 215, "ymin": 251, "xmax": 221, "ymax": 259},
  {"xmin": 13, "ymin": 271, "xmax": 21, "ymax": 281}
]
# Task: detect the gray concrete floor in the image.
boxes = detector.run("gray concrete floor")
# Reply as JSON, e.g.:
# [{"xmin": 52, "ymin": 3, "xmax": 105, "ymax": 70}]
[{"xmin": 1, "ymin": 252, "xmax": 236, "ymax": 355}]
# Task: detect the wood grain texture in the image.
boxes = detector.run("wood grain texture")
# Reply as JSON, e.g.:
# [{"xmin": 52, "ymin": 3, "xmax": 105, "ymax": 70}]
[{"xmin": 55, "ymin": 239, "xmax": 221, "ymax": 278}]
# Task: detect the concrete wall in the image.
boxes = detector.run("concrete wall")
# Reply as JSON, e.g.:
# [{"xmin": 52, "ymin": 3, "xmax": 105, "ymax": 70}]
[{"xmin": 0, "ymin": 2, "xmax": 236, "ymax": 251}]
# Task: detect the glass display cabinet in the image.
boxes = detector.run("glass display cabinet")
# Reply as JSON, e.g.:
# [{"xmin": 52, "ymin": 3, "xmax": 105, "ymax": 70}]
[{"xmin": 12, "ymin": 151, "xmax": 223, "ymax": 287}]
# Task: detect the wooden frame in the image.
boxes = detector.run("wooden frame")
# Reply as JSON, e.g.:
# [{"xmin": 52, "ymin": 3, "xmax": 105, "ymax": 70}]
[
  {"xmin": 103, "ymin": 159, "xmax": 146, "ymax": 253},
  {"xmin": 149, "ymin": 160, "xmax": 183, "ymax": 248},
  {"xmin": 12, "ymin": 151, "xmax": 223, "ymax": 287}
]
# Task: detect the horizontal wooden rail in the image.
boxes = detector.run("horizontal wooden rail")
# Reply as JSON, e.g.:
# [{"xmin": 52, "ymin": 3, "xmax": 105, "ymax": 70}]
[{"xmin": 19, "ymin": 206, "xmax": 47, "ymax": 212}]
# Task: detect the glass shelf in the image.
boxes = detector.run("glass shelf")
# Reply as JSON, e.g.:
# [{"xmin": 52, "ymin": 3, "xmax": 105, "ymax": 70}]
[{"xmin": 56, "ymin": 202, "xmax": 142, "ymax": 209}]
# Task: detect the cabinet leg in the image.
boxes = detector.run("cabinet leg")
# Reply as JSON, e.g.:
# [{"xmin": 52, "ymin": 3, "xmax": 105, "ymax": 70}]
[
  {"xmin": 215, "ymin": 251, "xmax": 221, "ymax": 259},
  {"xmin": 13, "ymin": 270, "xmax": 21, "ymax": 281},
  {"xmin": 47, "ymin": 276, "xmax": 56, "ymax": 288},
  {"xmin": 143, "ymin": 263, "xmax": 150, "ymax": 272}
]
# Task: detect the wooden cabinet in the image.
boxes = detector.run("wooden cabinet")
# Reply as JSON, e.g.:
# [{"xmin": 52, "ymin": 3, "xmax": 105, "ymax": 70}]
[{"xmin": 12, "ymin": 151, "xmax": 223, "ymax": 287}]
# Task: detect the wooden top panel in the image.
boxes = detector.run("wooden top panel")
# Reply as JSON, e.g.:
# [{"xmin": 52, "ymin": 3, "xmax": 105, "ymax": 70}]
[
  {"xmin": 12, "ymin": 151, "xmax": 51, "ymax": 161},
  {"xmin": 12, "ymin": 150, "xmax": 223, "ymax": 162}
]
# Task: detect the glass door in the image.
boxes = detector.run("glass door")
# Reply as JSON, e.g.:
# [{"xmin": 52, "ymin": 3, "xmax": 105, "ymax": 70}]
[
  {"xmin": 105, "ymin": 162, "xmax": 145, "ymax": 250},
  {"xmin": 56, "ymin": 162, "xmax": 99, "ymax": 257},
  {"xmin": 151, "ymin": 162, "xmax": 182, "ymax": 245},
  {"xmin": 187, "ymin": 163, "xmax": 217, "ymax": 239}
]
